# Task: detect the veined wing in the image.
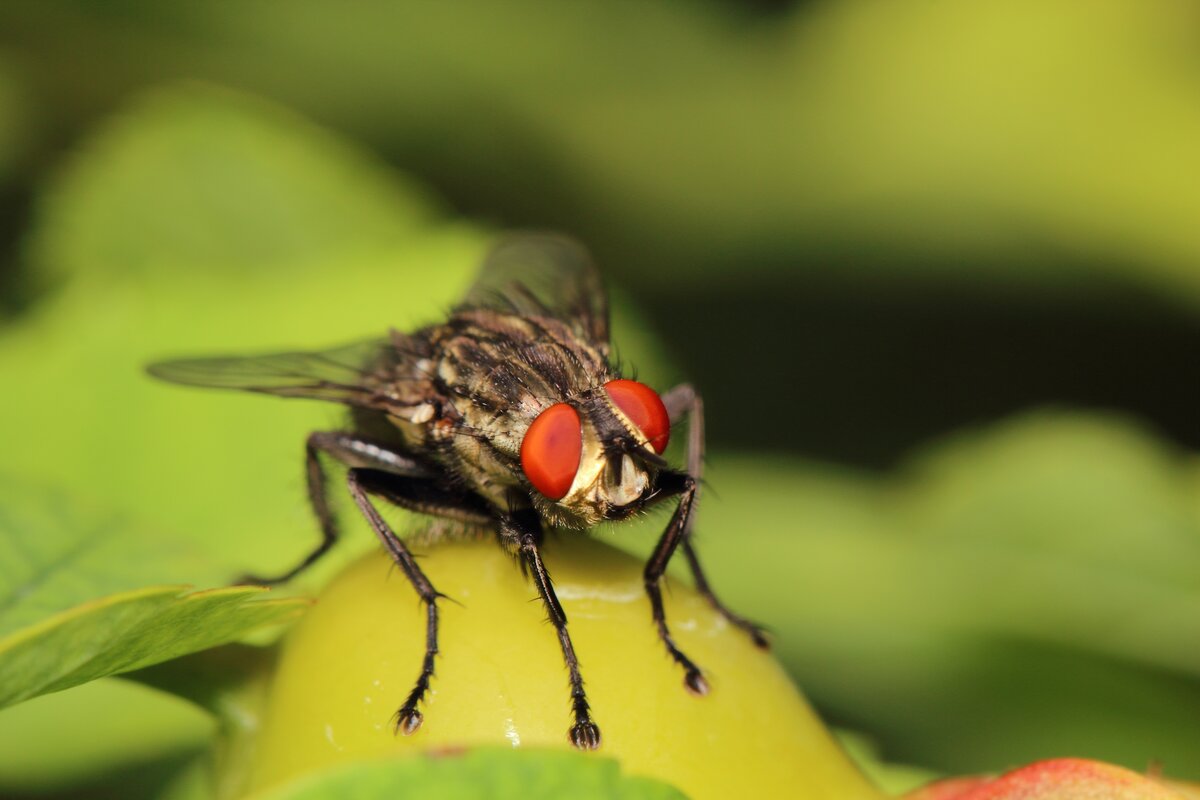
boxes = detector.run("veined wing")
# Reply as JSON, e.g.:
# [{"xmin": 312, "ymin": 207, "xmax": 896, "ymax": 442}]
[
  {"xmin": 457, "ymin": 233, "xmax": 610, "ymax": 345},
  {"xmin": 146, "ymin": 337, "xmax": 403, "ymax": 407}
]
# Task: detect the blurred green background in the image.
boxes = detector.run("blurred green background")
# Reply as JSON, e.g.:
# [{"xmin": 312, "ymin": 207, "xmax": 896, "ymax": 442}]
[{"xmin": 1, "ymin": 0, "xmax": 1198, "ymax": 797}]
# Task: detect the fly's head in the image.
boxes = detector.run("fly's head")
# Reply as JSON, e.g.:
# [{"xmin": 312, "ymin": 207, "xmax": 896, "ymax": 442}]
[{"xmin": 519, "ymin": 379, "xmax": 672, "ymax": 528}]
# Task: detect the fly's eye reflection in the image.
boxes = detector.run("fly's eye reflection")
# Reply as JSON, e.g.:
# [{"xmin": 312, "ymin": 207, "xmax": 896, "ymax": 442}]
[
  {"xmin": 605, "ymin": 379, "xmax": 670, "ymax": 454},
  {"xmin": 520, "ymin": 402, "xmax": 583, "ymax": 499}
]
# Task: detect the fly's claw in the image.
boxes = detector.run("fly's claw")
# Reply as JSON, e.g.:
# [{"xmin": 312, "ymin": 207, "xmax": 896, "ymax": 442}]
[
  {"xmin": 744, "ymin": 622, "xmax": 771, "ymax": 650},
  {"xmin": 683, "ymin": 668, "xmax": 710, "ymax": 697},
  {"xmin": 394, "ymin": 706, "xmax": 424, "ymax": 736},
  {"xmin": 716, "ymin": 607, "xmax": 771, "ymax": 650},
  {"xmin": 569, "ymin": 719, "xmax": 602, "ymax": 751}
]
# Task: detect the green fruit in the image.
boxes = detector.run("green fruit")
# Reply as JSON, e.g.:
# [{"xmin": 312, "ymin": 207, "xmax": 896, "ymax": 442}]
[{"xmin": 243, "ymin": 536, "xmax": 884, "ymax": 800}]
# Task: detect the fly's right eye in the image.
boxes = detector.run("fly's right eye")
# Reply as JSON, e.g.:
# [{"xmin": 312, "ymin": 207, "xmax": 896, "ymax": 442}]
[
  {"xmin": 520, "ymin": 403, "xmax": 583, "ymax": 500},
  {"xmin": 603, "ymin": 379, "xmax": 670, "ymax": 454}
]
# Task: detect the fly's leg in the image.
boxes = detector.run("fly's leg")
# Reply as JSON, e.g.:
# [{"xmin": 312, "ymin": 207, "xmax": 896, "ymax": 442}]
[
  {"xmin": 681, "ymin": 544, "xmax": 768, "ymax": 648},
  {"xmin": 500, "ymin": 510, "xmax": 601, "ymax": 751},
  {"xmin": 643, "ymin": 470, "xmax": 709, "ymax": 695},
  {"xmin": 660, "ymin": 383, "xmax": 769, "ymax": 648},
  {"xmin": 240, "ymin": 431, "xmax": 433, "ymax": 585},
  {"xmin": 344, "ymin": 468, "xmax": 488, "ymax": 736},
  {"xmin": 660, "ymin": 383, "xmax": 706, "ymax": 482}
]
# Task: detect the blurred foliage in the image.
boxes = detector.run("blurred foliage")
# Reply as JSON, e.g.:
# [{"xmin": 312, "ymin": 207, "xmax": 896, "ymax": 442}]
[
  {"xmin": 4, "ymin": 0, "xmax": 1200, "ymax": 299},
  {"xmin": 0, "ymin": 1, "xmax": 1197, "ymax": 797},
  {"xmin": 674, "ymin": 416, "xmax": 1200, "ymax": 776},
  {"xmin": 0, "ymin": 680, "xmax": 211, "ymax": 797},
  {"xmin": 27, "ymin": 85, "xmax": 435, "ymax": 284},
  {"xmin": 837, "ymin": 732, "xmax": 940, "ymax": 796},
  {"xmin": 0, "ymin": 54, "xmax": 30, "ymax": 185},
  {"xmin": 2, "ymin": 0, "xmax": 1198, "ymax": 466}
]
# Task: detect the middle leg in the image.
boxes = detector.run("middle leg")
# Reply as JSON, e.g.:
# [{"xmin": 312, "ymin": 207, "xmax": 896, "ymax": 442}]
[{"xmin": 344, "ymin": 468, "xmax": 490, "ymax": 735}]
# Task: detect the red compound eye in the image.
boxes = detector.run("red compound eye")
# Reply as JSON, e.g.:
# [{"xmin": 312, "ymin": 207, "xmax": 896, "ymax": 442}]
[
  {"xmin": 520, "ymin": 403, "xmax": 583, "ymax": 500},
  {"xmin": 604, "ymin": 379, "xmax": 670, "ymax": 454}
]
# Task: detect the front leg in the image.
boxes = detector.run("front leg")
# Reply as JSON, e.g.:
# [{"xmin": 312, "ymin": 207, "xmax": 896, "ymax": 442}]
[
  {"xmin": 499, "ymin": 509, "xmax": 601, "ymax": 750},
  {"xmin": 642, "ymin": 470, "xmax": 709, "ymax": 695},
  {"xmin": 660, "ymin": 383, "xmax": 769, "ymax": 648}
]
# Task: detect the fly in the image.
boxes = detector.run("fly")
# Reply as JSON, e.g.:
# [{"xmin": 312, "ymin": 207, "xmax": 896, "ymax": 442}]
[{"xmin": 148, "ymin": 233, "xmax": 767, "ymax": 750}]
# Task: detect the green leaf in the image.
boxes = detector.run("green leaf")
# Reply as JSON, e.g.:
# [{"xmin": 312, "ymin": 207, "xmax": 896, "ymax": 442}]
[
  {"xmin": 27, "ymin": 82, "xmax": 436, "ymax": 282},
  {"xmin": 0, "ymin": 583, "xmax": 305, "ymax": 709},
  {"xmin": 0, "ymin": 477, "xmax": 230, "ymax": 637},
  {"xmin": 249, "ymin": 748, "xmax": 687, "ymax": 800},
  {"xmin": 0, "ymin": 478, "xmax": 307, "ymax": 710}
]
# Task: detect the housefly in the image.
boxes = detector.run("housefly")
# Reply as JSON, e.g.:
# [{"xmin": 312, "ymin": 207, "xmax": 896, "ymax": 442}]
[{"xmin": 148, "ymin": 234, "xmax": 766, "ymax": 750}]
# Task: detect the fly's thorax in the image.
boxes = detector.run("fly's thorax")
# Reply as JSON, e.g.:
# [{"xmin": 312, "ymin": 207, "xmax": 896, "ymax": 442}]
[
  {"xmin": 433, "ymin": 312, "xmax": 610, "ymax": 415},
  {"xmin": 400, "ymin": 315, "xmax": 584, "ymax": 507},
  {"xmin": 431, "ymin": 310, "xmax": 610, "ymax": 452},
  {"xmin": 411, "ymin": 311, "xmax": 662, "ymax": 524}
]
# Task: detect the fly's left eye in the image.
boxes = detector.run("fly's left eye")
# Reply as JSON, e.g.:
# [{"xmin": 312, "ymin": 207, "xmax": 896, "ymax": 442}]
[
  {"xmin": 604, "ymin": 379, "xmax": 670, "ymax": 454},
  {"xmin": 520, "ymin": 403, "xmax": 583, "ymax": 500}
]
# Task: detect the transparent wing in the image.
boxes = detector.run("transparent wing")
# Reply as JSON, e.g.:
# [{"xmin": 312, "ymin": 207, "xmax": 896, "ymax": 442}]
[
  {"xmin": 458, "ymin": 233, "xmax": 610, "ymax": 345},
  {"xmin": 146, "ymin": 337, "xmax": 399, "ymax": 407}
]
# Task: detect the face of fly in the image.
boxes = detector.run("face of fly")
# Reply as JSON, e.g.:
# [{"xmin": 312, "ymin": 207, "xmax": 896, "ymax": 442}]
[{"xmin": 513, "ymin": 377, "xmax": 673, "ymax": 529}]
